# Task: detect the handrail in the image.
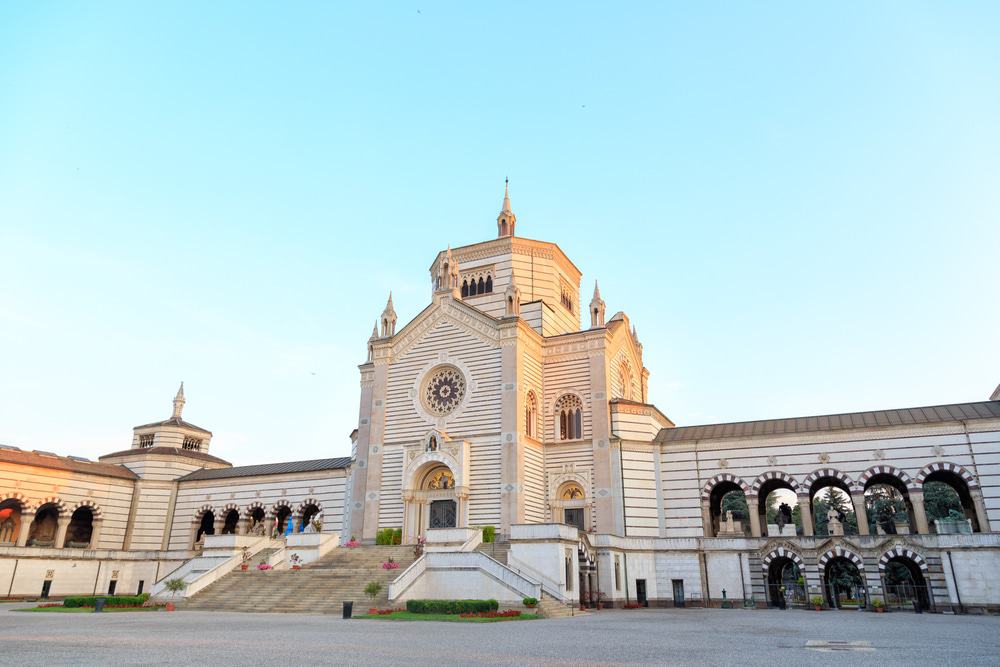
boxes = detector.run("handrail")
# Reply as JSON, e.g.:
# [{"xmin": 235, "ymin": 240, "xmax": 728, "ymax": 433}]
[
  {"xmin": 388, "ymin": 554, "xmax": 427, "ymax": 600},
  {"xmin": 505, "ymin": 555, "xmax": 564, "ymax": 601}
]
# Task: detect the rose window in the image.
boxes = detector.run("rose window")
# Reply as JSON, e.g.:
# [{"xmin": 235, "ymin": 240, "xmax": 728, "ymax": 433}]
[{"xmin": 422, "ymin": 366, "xmax": 467, "ymax": 416}]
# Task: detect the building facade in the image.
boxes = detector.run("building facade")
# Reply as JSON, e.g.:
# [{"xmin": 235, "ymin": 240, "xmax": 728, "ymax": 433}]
[{"xmin": 2, "ymin": 185, "xmax": 998, "ymax": 610}]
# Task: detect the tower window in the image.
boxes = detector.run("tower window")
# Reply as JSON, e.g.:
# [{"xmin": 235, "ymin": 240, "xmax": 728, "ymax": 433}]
[
  {"xmin": 525, "ymin": 391, "xmax": 538, "ymax": 438},
  {"xmin": 182, "ymin": 437, "xmax": 203, "ymax": 451},
  {"xmin": 461, "ymin": 281, "xmax": 469, "ymax": 298},
  {"xmin": 138, "ymin": 434, "xmax": 154, "ymax": 448},
  {"xmin": 555, "ymin": 394, "xmax": 583, "ymax": 441}
]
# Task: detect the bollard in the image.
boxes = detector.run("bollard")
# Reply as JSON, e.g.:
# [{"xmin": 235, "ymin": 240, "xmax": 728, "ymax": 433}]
[
  {"xmin": 343, "ymin": 601, "xmax": 353, "ymax": 619},
  {"xmin": 913, "ymin": 600, "xmax": 922, "ymax": 614}
]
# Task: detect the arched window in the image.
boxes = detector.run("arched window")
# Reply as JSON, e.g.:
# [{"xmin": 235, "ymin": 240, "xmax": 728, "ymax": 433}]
[
  {"xmin": 477, "ymin": 277, "xmax": 485, "ymax": 294},
  {"xmin": 555, "ymin": 394, "xmax": 583, "ymax": 441},
  {"xmin": 461, "ymin": 280, "xmax": 469, "ymax": 298},
  {"xmin": 525, "ymin": 391, "xmax": 538, "ymax": 438},
  {"xmin": 427, "ymin": 435, "xmax": 438, "ymax": 452},
  {"xmin": 618, "ymin": 361, "xmax": 633, "ymax": 401},
  {"xmin": 485, "ymin": 275, "xmax": 493, "ymax": 293}
]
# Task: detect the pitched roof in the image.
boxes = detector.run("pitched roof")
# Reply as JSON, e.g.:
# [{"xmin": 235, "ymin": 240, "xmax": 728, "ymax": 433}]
[
  {"xmin": 654, "ymin": 400, "xmax": 1000, "ymax": 444},
  {"xmin": 179, "ymin": 457, "xmax": 351, "ymax": 481},
  {"xmin": 99, "ymin": 446, "xmax": 231, "ymax": 466},
  {"xmin": 132, "ymin": 417, "xmax": 212, "ymax": 435},
  {"xmin": 0, "ymin": 446, "xmax": 138, "ymax": 480}
]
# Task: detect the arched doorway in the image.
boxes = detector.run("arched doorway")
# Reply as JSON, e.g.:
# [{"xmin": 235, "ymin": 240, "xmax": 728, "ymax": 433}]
[
  {"xmin": 881, "ymin": 555, "xmax": 930, "ymax": 611},
  {"xmin": 556, "ymin": 482, "xmax": 588, "ymax": 531},
  {"xmin": 862, "ymin": 468, "xmax": 915, "ymax": 535},
  {"xmin": 274, "ymin": 504, "xmax": 292, "ymax": 536},
  {"xmin": 708, "ymin": 479, "xmax": 750, "ymax": 537},
  {"xmin": 195, "ymin": 510, "xmax": 215, "ymax": 546},
  {"xmin": 27, "ymin": 504, "xmax": 61, "ymax": 547},
  {"xmin": 754, "ymin": 475, "xmax": 799, "ymax": 537},
  {"xmin": 299, "ymin": 501, "xmax": 322, "ymax": 532},
  {"xmin": 425, "ymin": 467, "xmax": 457, "ymax": 529},
  {"xmin": 820, "ymin": 551, "xmax": 866, "ymax": 609},
  {"xmin": 221, "ymin": 509, "xmax": 240, "ymax": 535},
  {"xmin": 246, "ymin": 505, "xmax": 266, "ymax": 535},
  {"xmin": 65, "ymin": 507, "xmax": 94, "ymax": 548},
  {"xmin": 919, "ymin": 465, "xmax": 980, "ymax": 533},
  {"xmin": 766, "ymin": 555, "xmax": 805, "ymax": 608},
  {"xmin": 805, "ymin": 471, "xmax": 857, "ymax": 536},
  {"xmin": 0, "ymin": 498, "xmax": 25, "ymax": 544}
]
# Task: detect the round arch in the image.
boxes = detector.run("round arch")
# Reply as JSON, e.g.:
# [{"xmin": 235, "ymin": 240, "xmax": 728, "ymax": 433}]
[
  {"xmin": 297, "ymin": 497, "xmax": 323, "ymax": 532},
  {"xmin": 916, "ymin": 461, "xmax": 982, "ymax": 532},
  {"xmin": 701, "ymin": 473, "xmax": 751, "ymax": 500},
  {"xmin": 858, "ymin": 465, "xmax": 916, "ymax": 491},
  {"xmin": 193, "ymin": 504, "xmax": 215, "ymax": 546},
  {"xmin": 703, "ymin": 474, "xmax": 750, "ymax": 537},
  {"xmin": 0, "ymin": 493, "xmax": 28, "ymax": 545},
  {"xmin": 27, "ymin": 497, "xmax": 66, "ymax": 548},
  {"xmin": 879, "ymin": 546, "xmax": 930, "ymax": 610},
  {"xmin": 801, "ymin": 468, "xmax": 856, "ymax": 497},
  {"xmin": 915, "ymin": 461, "xmax": 978, "ymax": 488},
  {"xmin": 244, "ymin": 501, "xmax": 266, "ymax": 535},
  {"xmin": 819, "ymin": 546, "xmax": 867, "ymax": 609},
  {"xmin": 761, "ymin": 547, "xmax": 806, "ymax": 608},
  {"xmin": 749, "ymin": 471, "xmax": 799, "ymax": 496}
]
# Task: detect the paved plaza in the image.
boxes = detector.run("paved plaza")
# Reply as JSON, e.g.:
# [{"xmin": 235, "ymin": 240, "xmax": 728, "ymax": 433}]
[{"xmin": 2, "ymin": 604, "xmax": 999, "ymax": 666}]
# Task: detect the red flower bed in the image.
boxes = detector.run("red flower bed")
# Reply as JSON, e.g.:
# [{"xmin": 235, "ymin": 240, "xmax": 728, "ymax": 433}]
[
  {"xmin": 367, "ymin": 608, "xmax": 404, "ymax": 615},
  {"xmin": 459, "ymin": 609, "xmax": 522, "ymax": 618}
]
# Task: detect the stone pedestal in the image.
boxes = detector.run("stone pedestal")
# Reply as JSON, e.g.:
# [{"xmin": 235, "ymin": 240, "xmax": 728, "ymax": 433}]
[{"xmin": 767, "ymin": 524, "xmax": 796, "ymax": 537}]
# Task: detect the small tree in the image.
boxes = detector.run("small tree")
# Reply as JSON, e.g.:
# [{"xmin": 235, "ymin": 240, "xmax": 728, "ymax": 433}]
[
  {"xmin": 364, "ymin": 580, "xmax": 382, "ymax": 601},
  {"xmin": 164, "ymin": 578, "xmax": 187, "ymax": 599}
]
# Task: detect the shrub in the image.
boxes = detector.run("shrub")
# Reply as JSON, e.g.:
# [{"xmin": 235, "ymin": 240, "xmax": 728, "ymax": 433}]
[
  {"xmin": 364, "ymin": 581, "xmax": 383, "ymax": 601},
  {"xmin": 63, "ymin": 594, "xmax": 151, "ymax": 609},
  {"xmin": 459, "ymin": 609, "xmax": 521, "ymax": 618},
  {"xmin": 482, "ymin": 526, "xmax": 496, "ymax": 544},
  {"xmin": 810, "ymin": 596, "xmax": 824, "ymax": 607},
  {"xmin": 522, "ymin": 596, "xmax": 538, "ymax": 607},
  {"xmin": 376, "ymin": 528, "xmax": 403, "ymax": 545},
  {"xmin": 406, "ymin": 599, "xmax": 499, "ymax": 615}
]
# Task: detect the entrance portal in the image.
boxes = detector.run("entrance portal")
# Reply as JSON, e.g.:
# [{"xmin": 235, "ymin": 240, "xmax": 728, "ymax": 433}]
[
  {"xmin": 429, "ymin": 500, "xmax": 457, "ymax": 529},
  {"xmin": 564, "ymin": 508, "xmax": 585, "ymax": 531}
]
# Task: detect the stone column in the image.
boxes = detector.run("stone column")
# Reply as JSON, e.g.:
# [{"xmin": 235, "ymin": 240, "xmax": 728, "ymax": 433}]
[
  {"xmin": 700, "ymin": 500, "xmax": 713, "ymax": 537},
  {"xmin": 499, "ymin": 322, "xmax": 524, "ymax": 533},
  {"xmin": 89, "ymin": 519, "xmax": 103, "ymax": 549},
  {"xmin": 851, "ymin": 493, "xmax": 870, "ymax": 535},
  {"xmin": 747, "ymin": 500, "xmax": 762, "ymax": 538},
  {"xmin": 971, "ymin": 489, "xmax": 991, "ymax": 533},
  {"xmin": 213, "ymin": 515, "xmax": 225, "ymax": 536},
  {"xmin": 797, "ymin": 497, "xmax": 814, "ymax": 536},
  {"xmin": 909, "ymin": 491, "xmax": 930, "ymax": 534},
  {"xmin": 54, "ymin": 517, "xmax": 70, "ymax": 549},
  {"xmin": 16, "ymin": 511, "xmax": 35, "ymax": 547},
  {"xmin": 237, "ymin": 516, "xmax": 249, "ymax": 535}
]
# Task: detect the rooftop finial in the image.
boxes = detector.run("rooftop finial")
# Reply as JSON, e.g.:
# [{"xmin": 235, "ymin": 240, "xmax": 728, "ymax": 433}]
[
  {"xmin": 172, "ymin": 382, "xmax": 186, "ymax": 420},
  {"xmin": 497, "ymin": 178, "xmax": 516, "ymax": 237}
]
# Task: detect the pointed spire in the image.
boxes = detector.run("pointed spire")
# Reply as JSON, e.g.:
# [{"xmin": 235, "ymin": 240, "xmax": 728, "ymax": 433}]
[
  {"xmin": 171, "ymin": 382, "xmax": 186, "ymax": 420},
  {"xmin": 497, "ymin": 178, "xmax": 516, "ymax": 237},
  {"xmin": 370, "ymin": 320, "xmax": 379, "ymax": 340},
  {"xmin": 380, "ymin": 292, "xmax": 397, "ymax": 337},
  {"xmin": 589, "ymin": 281, "xmax": 606, "ymax": 328}
]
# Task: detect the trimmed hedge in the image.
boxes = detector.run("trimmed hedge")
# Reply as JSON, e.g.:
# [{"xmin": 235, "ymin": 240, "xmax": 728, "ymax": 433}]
[
  {"xmin": 63, "ymin": 593, "xmax": 150, "ymax": 608},
  {"xmin": 481, "ymin": 526, "xmax": 496, "ymax": 543},
  {"xmin": 406, "ymin": 599, "xmax": 499, "ymax": 615}
]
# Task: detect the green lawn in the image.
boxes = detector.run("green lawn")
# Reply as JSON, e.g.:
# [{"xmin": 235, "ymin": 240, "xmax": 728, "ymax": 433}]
[
  {"xmin": 357, "ymin": 611, "xmax": 540, "ymax": 622},
  {"xmin": 14, "ymin": 606, "xmax": 162, "ymax": 613}
]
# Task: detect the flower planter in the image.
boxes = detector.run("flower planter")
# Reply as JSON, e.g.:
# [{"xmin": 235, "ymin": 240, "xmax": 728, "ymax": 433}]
[
  {"xmin": 165, "ymin": 602, "xmax": 175, "ymax": 612},
  {"xmin": 292, "ymin": 566, "xmax": 301, "ymax": 571},
  {"xmin": 814, "ymin": 606, "xmax": 822, "ymax": 611},
  {"xmin": 241, "ymin": 564, "xmax": 249, "ymax": 572}
]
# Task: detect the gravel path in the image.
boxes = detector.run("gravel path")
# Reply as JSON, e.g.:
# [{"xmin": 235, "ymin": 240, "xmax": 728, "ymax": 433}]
[{"xmin": 2, "ymin": 603, "xmax": 998, "ymax": 666}]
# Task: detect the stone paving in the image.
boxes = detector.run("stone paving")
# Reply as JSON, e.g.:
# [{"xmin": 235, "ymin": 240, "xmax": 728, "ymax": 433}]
[{"xmin": 2, "ymin": 603, "xmax": 999, "ymax": 666}]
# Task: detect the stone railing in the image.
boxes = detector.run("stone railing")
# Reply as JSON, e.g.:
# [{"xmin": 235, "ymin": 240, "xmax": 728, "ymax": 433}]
[
  {"xmin": 387, "ymin": 551, "xmax": 541, "ymax": 602},
  {"xmin": 151, "ymin": 536, "xmax": 275, "ymax": 599},
  {"xmin": 285, "ymin": 532, "xmax": 340, "ymax": 565},
  {"xmin": 424, "ymin": 527, "xmax": 481, "ymax": 552},
  {"xmin": 387, "ymin": 553, "xmax": 427, "ymax": 600}
]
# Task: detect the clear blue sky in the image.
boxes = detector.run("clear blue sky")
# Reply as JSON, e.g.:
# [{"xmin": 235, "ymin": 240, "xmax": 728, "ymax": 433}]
[{"xmin": 2, "ymin": 3, "xmax": 998, "ymax": 466}]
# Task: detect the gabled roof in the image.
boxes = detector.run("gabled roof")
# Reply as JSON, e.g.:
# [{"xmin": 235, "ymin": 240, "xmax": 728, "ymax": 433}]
[
  {"xmin": 654, "ymin": 400, "xmax": 1000, "ymax": 444},
  {"xmin": 610, "ymin": 399, "xmax": 675, "ymax": 428},
  {"xmin": 132, "ymin": 417, "xmax": 212, "ymax": 435},
  {"xmin": 99, "ymin": 446, "xmax": 231, "ymax": 466},
  {"xmin": 0, "ymin": 447, "xmax": 138, "ymax": 480},
  {"xmin": 179, "ymin": 457, "xmax": 351, "ymax": 481}
]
